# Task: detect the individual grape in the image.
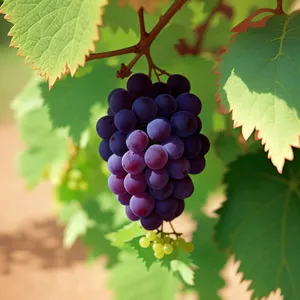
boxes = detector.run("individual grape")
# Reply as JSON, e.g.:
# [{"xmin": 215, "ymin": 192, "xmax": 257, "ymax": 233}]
[
  {"xmin": 98, "ymin": 139, "xmax": 113, "ymax": 161},
  {"xmin": 176, "ymin": 93, "xmax": 202, "ymax": 115},
  {"xmin": 183, "ymin": 135, "xmax": 202, "ymax": 159},
  {"xmin": 117, "ymin": 193, "xmax": 131, "ymax": 206},
  {"xmin": 127, "ymin": 73, "xmax": 152, "ymax": 98},
  {"xmin": 132, "ymin": 97, "xmax": 158, "ymax": 123},
  {"xmin": 155, "ymin": 197, "xmax": 179, "ymax": 221},
  {"xmin": 126, "ymin": 130, "xmax": 149, "ymax": 153},
  {"xmin": 147, "ymin": 118, "xmax": 171, "ymax": 142},
  {"xmin": 195, "ymin": 117, "xmax": 202, "ymax": 133},
  {"xmin": 154, "ymin": 251, "xmax": 164, "ymax": 259},
  {"xmin": 171, "ymin": 111, "xmax": 197, "ymax": 137},
  {"xmin": 122, "ymin": 150, "xmax": 146, "ymax": 174},
  {"xmin": 174, "ymin": 199, "xmax": 185, "ymax": 218},
  {"xmin": 189, "ymin": 155, "xmax": 206, "ymax": 174},
  {"xmin": 144, "ymin": 145, "xmax": 168, "ymax": 170},
  {"xmin": 107, "ymin": 107, "xmax": 116, "ymax": 116},
  {"xmin": 124, "ymin": 173, "xmax": 147, "ymax": 195},
  {"xmin": 148, "ymin": 180, "xmax": 173, "ymax": 200},
  {"xmin": 96, "ymin": 116, "xmax": 117, "ymax": 139},
  {"xmin": 163, "ymin": 244, "xmax": 173, "ymax": 255},
  {"xmin": 155, "ymin": 94, "xmax": 177, "ymax": 118},
  {"xmin": 110, "ymin": 90, "xmax": 133, "ymax": 113},
  {"xmin": 69, "ymin": 169, "xmax": 82, "ymax": 180},
  {"xmin": 140, "ymin": 210, "xmax": 163, "ymax": 230},
  {"xmin": 161, "ymin": 135, "xmax": 184, "ymax": 159},
  {"xmin": 199, "ymin": 134, "xmax": 210, "ymax": 155},
  {"xmin": 108, "ymin": 88, "xmax": 125, "ymax": 105},
  {"xmin": 139, "ymin": 236, "xmax": 150, "ymax": 248},
  {"xmin": 172, "ymin": 176, "xmax": 194, "ymax": 199},
  {"xmin": 107, "ymin": 154, "xmax": 126, "ymax": 175},
  {"xmin": 125, "ymin": 205, "xmax": 140, "ymax": 221},
  {"xmin": 167, "ymin": 74, "xmax": 191, "ymax": 97},
  {"xmin": 151, "ymin": 82, "xmax": 168, "ymax": 98},
  {"xmin": 146, "ymin": 231, "xmax": 156, "ymax": 241},
  {"xmin": 129, "ymin": 192, "xmax": 155, "ymax": 217},
  {"xmin": 152, "ymin": 243, "xmax": 163, "ymax": 253},
  {"xmin": 184, "ymin": 242, "xmax": 195, "ymax": 253},
  {"xmin": 108, "ymin": 173, "xmax": 126, "ymax": 195},
  {"xmin": 167, "ymin": 157, "xmax": 190, "ymax": 179},
  {"xmin": 109, "ymin": 131, "xmax": 128, "ymax": 156},
  {"xmin": 145, "ymin": 168, "xmax": 169, "ymax": 189},
  {"xmin": 114, "ymin": 109, "xmax": 137, "ymax": 133}
]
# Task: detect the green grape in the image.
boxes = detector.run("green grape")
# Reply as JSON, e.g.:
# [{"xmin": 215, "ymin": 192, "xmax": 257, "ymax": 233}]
[
  {"xmin": 154, "ymin": 251, "xmax": 164, "ymax": 259},
  {"xmin": 154, "ymin": 236, "xmax": 163, "ymax": 244},
  {"xmin": 139, "ymin": 237, "xmax": 150, "ymax": 248},
  {"xmin": 67, "ymin": 180, "xmax": 78, "ymax": 190},
  {"xmin": 69, "ymin": 169, "xmax": 82, "ymax": 180},
  {"xmin": 146, "ymin": 231, "xmax": 156, "ymax": 242},
  {"xmin": 152, "ymin": 243, "xmax": 164, "ymax": 253},
  {"xmin": 78, "ymin": 181, "xmax": 88, "ymax": 191},
  {"xmin": 163, "ymin": 243, "xmax": 173, "ymax": 255},
  {"xmin": 163, "ymin": 235, "xmax": 171, "ymax": 243},
  {"xmin": 184, "ymin": 242, "xmax": 195, "ymax": 253}
]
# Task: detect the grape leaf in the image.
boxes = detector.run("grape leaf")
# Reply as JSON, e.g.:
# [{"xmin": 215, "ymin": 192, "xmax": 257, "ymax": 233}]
[
  {"xmin": 171, "ymin": 260, "xmax": 194, "ymax": 286},
  {"xmin": 192, "ymin": 213, "xmax": 227, "ymax": 300},
  {"xmin": 118, "ymin": 0, "xmax": 170, "ymax": 13},
  {"xmin": 109, "ymin": 252, "xmax": 179, "ymax": 300},
  {"xmin": 217, "ymin": 13, "xmax": 300, "ymax": 173},
  {"xmin": 0, "ymin": 0, "xmax": 108, "ymax": 87},
  {"xmin": 215, "ymin": 149, "xmax": 300, "ymax": 300}
]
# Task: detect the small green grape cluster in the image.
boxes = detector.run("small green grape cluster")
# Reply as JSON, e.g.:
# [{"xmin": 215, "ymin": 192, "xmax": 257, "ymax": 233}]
[
  {"xmin": 139, "ymin": 231, "xmax": 195, "ymax": 259},
  {"xmin": 67, "ymin": 169, "xmax": 88, "ymax": 191}
]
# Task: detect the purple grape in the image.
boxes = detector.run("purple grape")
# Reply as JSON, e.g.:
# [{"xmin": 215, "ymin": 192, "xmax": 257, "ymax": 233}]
[
  {"xmin": 147, "ymin": 118, "xmax": 171, "ymax": 142},
  {"xmin": 122, "ymin": 150, "xmax": 146, "ymax": 174},
  {"xmin": 171, "ymin": 111, "xmax": 197, "ymax": 137},
  {"xmin": 132, "ymin": 97, "xmax": 158, "ymax": 123},
  {"xmin": 172, "ymin": 176, "xmax": 194, "ymax": 199},
  {"xmin": 162, "ymin": 135, "xmax": 184, "ymax": 159},
  {"xmin": 144, "ymin": 145, "xmax": 168, "ymax": 170},
  {"xmin": 117, "ymin": 193, "xmax": 131, "ymax": 206},
  {"xmin": 107, "ymin": 154, "xmax": 126, "ymax": 175},
  {"xmin": 145, "ymin": 168, "xmax": 169, "ymax": 189},
  {"xmin": 199, "ymin": 134, "xmax": 210, "ymax": 155},
  {"xmin": 183, "ymin": 135, "xmax": 202, "ymax": 159},
  {"xmin": 167, "ymin": 74, "xmax": 191, "ymax": 97},
  {"xmin": 148, "ymin": 180, "xmax": 174, "ymax": 200},
  {"xmin": 109, "ymin": 131, "xmax": 128, "ymax": 156},
  {"xmin": 108, "ymin": 88, "xmax": 125, "ymax": 105},
  {"xmin": 151, "ymin": 82, "xmax": 168, "ymax": 98},
  {"xmin": 107, "ymin": 107, "xmax": 116, "ymax": 116},
  {"xmin": 108, "ymin": 174, "xmax": 126, "ymax": 195},
  {"xmin": 96, "ymin": 116, "xmax": 117, "ymax": 139},
  {"xmin": 167, "ymin": 157, "xmax": 190, "ymax": 179},
  {"xmin": 155, "ymin": 94, "xmax": 177, "ymax": 118},
  {"xmin": 124, "ymin": 173, "xmax": 147, "ymax": 195},
  {"xmin": 195, "ymin": 117, "xmax": 202, "ymax": 133},
  {"xmin": 110, "ymin": 90, "xmax": 133, "ymax": 113},
  {"xmin": 127, "ymin": 73, "xmax": 152, "ymax": 98},
  {"xmin": 129, "ymin": 193, "xmax": 155, "ymax": 217},
  {"xmin": 98, "ymin": 139, "xmax": 113, "ymax": 162},
  {"xmin": 155, "ymin": 196, "xmax": 179, "ymax": 221},
  {"xmin": 174, "ymin": 199, "xmax": 185, "ymax": 218},
  {"xmin": 189, "ymin": 155, "xmax": 206, "ymax": 174},
  {"xmin": 114, "ymin": 109, "xmax": 137, "ymax": 133},
  {"xmin": 126, "ymin": 130, "xmax": 149, "ymax": 153},
  {"xmin": 125, "ymin": 206, "xmax": 140, "ymax": 221},
  {"xmin": 140, "ymin": 210, "xmax": 163, "ymax": 230},
  {"xmin": 176, "ymin": 93, "xmax": 202, "ymax": 115}
]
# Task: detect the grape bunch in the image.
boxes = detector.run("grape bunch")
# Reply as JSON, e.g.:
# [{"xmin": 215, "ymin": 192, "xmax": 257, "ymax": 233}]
[{"xmin": 96, "ymin": 73, "xmax": 210, "ymax": 231}]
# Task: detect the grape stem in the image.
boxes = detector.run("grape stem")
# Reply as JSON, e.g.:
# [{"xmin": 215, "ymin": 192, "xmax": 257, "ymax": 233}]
[
  {"xmin": 86, "ymin": 0, "xmax": 188, "ymax": 79},
  {"xmin": 169, "ymin": 221, "xmax": 181, "ymax": 238}
]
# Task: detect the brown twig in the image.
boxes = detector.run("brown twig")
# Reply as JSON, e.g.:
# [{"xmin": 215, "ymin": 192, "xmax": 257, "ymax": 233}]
[
  {"xmin": 86, "ymin": 0, "xmax": 188, "ymax": 79},
  {"xmin": 175, "ymin": 0, "xmax": 233, "ymax": 56}
]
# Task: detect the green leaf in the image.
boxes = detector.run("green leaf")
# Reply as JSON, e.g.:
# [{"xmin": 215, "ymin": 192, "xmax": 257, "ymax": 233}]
[
  {"xmin": 217, "ymin": 13, "xmax": 300, "ymax": 173},
  {"xmin": 170, "ymin": 260, "xmax": 194, "ymax": 286},
  {"xmin": 192, "ymin": 213, "xmax": 227, "ymax": 300},
  {"xmin": 215, "ymin": 149, "xmax": 300, "ymax": 300},
  {"xmin": 1, "ymin": 0, "xmax": 108, "ymax": 86},
  {"xmin": 109, "ymin": 252, "xmax": 179, "ymax": 300}
]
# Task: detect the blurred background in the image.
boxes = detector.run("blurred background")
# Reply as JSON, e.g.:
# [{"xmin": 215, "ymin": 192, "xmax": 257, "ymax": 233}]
[{"xmin": 2, "ymin": 2, "xmax": 298, "ymax": 298}]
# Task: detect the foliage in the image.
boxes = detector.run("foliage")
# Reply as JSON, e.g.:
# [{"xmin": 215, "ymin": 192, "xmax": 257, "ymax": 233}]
[{"xmin": 3, "ymin": 0, "xmax": 300, "ymax": 299}]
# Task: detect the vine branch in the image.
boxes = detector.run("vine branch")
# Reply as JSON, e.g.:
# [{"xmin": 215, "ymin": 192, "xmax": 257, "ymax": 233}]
[{"xmin": 86, "ymin": 0, "xmax": 188, "ymax": 80}]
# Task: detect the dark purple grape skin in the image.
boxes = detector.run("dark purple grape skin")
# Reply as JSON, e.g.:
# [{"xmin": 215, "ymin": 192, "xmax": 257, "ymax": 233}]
[
  {"xmin": 176, "ymin": 93, "xmax": 202, "ymax": 115},
  {"xmin": 124, "ymin": 173, "xmax": 147, "ymax": 195},
  {"xmin": 96, "ymin": 116, "xmax": 117, "ymax": 139},
  {"xmin": 110, "ymin": 90, "xmax": 133, "ymax": 113},
  {"xmin": 199, "ymin": 134, "xmax": 210, "ymax": 155},
  {"xmin": 171, "ymin": 111, "xmax": 197, "ymax": 137},
  {"xmin": 155, "ymin": 94, "xmax": 177, "ymax": 119},
  {"xmin": 126, "ymin": 206, "xmax": 140, "ymax": 221},
  {"xmin": 144, "ymin": 145, "xmax": 168, "ymax": 170},
  {"xmin": 126, "ymin": 130, "xmax": 149, "ymax": 153},
  {"xmin": 127, "ymin": 73, "xmax": 152, "ymax": 98},
  {"xmin": 151, "ymin": 82, "xmax": 168, "ymax": 98},
  {"xmin": 162, "ymin": 135, "xmax": 184, "ymax": 159},
  {"xmin": 145, "ymin": 168, "xmax": 169, "ymax": 190},
  {"xmin": 183, "ymin": 135, "xmax": 202, "ymax": 159},
  {"xmin": 155, "ymin": 197, "xmax": 179, "ymax": 221},
  {"xmin": 108, "ymin": 174, "xmax": 126, "ymax": 195},
  {"xmin": 172, "ymin": 176, "xmax": 194, "ymax": 199},
  {"xmin": 117, "ymin": 193, "xmax": 131, "ymax": 206},
  {"xmin": 114, "ymin": 109, "xmax": 137, "ymax": 133},
  {"xmin": 129, "ymin": 193, "xmax": 155, "ymax": 217},
  {"xmin": 132, "ymin": 96, "xmax": 158, "ymax": 123},
  {"xmin": 189, "ymin": 155, "xmax": 206, "ymax": 175},
  {"xmin": 98, "ymin": 139, "xmax": 113, "ymax": 162},
  {"xmin": 195, "ymin": 117, "xmax": 202, "ymax": 133},
  {"xmin": 148, "ymin": 180, "xmax": 174, "ymax": 201},
  {"xmin": 167, "ymin": 157, "xmax": 190, "ymax": 179},
  {"xmin": 109, "ymin": 131, "xmax": 128, "ymax": 156},
  {"xmin": 174, "ymin": 199, "xmax": 185, "ymax": 218},
  {"xmin": 147, "ymin": 118, "xmax": 171, "ymax": 142},
  {"xmin": 167, "ymin": 74, "xmax": 191, "ymax": 97},
  {"xmin": 108, "ymin": 88, "xmax": 125, "ymax": 105},
  {"xmin": 122, "ymin": 150, "xmax": 146, "ymax": 174},
  {"xmin": 107, "ymin": 107, "xmax": 116, "ymax": 116},
  {"xmin": 140, "ymin": 210, "xmax": 163, "ymax": 230},
  {"xmin": 107, "ymin": 154, "xmax": 126, "ymax": 175}
]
